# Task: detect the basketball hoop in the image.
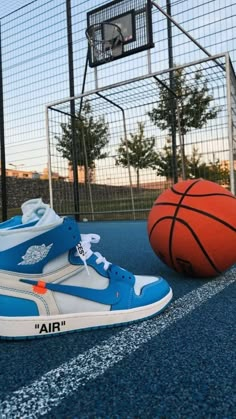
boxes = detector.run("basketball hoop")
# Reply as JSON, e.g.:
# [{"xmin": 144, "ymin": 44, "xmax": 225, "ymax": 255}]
[{"xmin": 86, "ymin": 22, "xmax": 124, "ymax": 64}]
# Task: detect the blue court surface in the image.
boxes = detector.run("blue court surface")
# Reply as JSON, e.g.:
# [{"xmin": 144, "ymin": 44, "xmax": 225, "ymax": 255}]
[{"xmin": 0, "ymin": 220, "xmax": 235, "ymax": 418}]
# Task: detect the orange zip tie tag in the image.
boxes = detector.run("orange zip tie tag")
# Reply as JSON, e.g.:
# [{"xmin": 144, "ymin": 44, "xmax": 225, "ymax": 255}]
[{"xmin": 33, "ymin": 280, "xmax": 47, "ymax": 294}]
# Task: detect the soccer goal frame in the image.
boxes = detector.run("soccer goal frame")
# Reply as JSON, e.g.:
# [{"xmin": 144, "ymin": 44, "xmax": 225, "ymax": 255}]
[{"xmin": 45, "ymin": 53, "xmax": 236, "ymax": 220}]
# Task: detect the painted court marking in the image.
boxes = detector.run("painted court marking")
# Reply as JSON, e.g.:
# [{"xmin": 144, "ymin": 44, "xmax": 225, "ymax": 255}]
[{"xmin": 0, "ymin": 272, "xmax": 235, "ymax": 418}]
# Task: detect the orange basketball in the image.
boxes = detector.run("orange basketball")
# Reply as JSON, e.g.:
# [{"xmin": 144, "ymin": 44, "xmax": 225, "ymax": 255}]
[{"xmin": 147, "ymin": 179, "xmax": 236, "ymax": 277}]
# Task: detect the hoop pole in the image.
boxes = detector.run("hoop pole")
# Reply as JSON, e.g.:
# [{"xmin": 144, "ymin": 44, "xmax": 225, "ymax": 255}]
[
  {"xmin": 66, "ymin": 0, "xmax": 80, "ymax": 218},
  {"xmin": 0, "ymin": 22, "xmax": 7, "ymax": 220},
  {"xmin": 79, "ymin": 50, "xmax": 89, "ymax": 115},
  {"xmin": 166, "ymin": 0, "xmax": 178, "ymax": 183}
]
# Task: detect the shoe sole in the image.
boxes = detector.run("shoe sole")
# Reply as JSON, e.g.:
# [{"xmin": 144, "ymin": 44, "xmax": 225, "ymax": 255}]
[{"xmin": 0, "ymin": 289, "xmax": 172, "ymax": 340}]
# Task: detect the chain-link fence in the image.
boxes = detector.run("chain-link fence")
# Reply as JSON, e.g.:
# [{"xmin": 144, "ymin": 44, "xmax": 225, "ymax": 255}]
[{"xmin": 1, "ymin": 0, "xmax": 236, "ymax": 219}]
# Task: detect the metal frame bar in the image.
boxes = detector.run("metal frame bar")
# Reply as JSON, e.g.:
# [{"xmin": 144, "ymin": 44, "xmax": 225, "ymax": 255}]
[
  {"xmin": 0, "ymin": 21, "xmax": 7, "ymax": 220},
  {"xmin": 151, "ymin": 1, "xmax": 225, "ymax": 72},
  {"xmin": 45, "ymin": 52, "xmax": 236, "ymax": 216},
  {"xmin": 46, "ymin": 53, "xmax": 227, "ymax": 110},
  {"xmin": 96, "ymin": 92, "xmax": 136, "ymax": 219},
  {"xmin": 225, "ymin": 52, "xmax": 235, "ymax": 194},
  {"xmin": 45, "ymin": 106, "xmax": 54, "ymax": 209}
]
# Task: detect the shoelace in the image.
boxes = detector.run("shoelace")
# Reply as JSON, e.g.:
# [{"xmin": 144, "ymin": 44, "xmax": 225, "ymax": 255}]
[{"xmin": 75, "ymin": 233, "xmax": 111, "ymax": 275}]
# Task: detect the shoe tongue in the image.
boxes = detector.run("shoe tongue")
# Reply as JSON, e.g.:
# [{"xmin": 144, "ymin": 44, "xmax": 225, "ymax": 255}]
[{"xmin": 21, "ymin": 198, "xmax": 61, "ymax": 226}]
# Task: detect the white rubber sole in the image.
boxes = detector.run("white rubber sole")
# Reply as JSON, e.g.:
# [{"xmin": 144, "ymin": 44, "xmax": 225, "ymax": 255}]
[{"xmin": 0, "ymin": 289, "xmax": 173, "ymax": 339}]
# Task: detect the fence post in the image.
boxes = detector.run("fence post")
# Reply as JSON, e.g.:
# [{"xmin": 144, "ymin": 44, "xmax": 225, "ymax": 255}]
[
  {"xmin": 225, "ymin": 53, "xmax": 236, "ymax": 195},
  {"xmin": 0, "ymin": 21, "xmax": 7, "ymax": 221},
  {"xmin": 66, "ymin": 0, "xmax": 80, "ymax": 218},
  {"xmin": 166, "ymin": 0, "xmax": 178, "ymax": 184}
]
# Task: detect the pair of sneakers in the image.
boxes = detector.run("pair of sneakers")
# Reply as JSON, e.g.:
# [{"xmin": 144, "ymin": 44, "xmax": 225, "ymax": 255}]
[{"xmin": 0, "ymin": 199, "xmax": 173, "ymax": 339}]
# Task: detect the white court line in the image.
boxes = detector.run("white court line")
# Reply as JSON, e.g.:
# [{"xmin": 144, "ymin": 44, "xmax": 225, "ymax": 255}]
[{"xmin": 0, "ymin": 272, "xmax": 235, "ymax": 419}]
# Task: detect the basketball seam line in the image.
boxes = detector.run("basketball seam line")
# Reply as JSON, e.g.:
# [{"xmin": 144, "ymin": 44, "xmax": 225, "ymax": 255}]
[
  {"xmin": 150, "ymin": 216, "xmax": 222, "ymax": 275},
  {"xmin": 169, "ymin": 180, "xmax": 199, "ymax": 271},
  {"xmin": 171, "ymin": 190, "xmax": 236, "ymax": 199},
  {"xmin": 153, "ymin": 202, "xmax": 236, "ymax": 232}
]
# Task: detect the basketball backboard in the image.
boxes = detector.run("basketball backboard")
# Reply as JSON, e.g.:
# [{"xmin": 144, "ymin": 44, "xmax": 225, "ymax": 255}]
[{"xmin": 86, "ymin": 0, "xmax": 154, "ymax": 67}]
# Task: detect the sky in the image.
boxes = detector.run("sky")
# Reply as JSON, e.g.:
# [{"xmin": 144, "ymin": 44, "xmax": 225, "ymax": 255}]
[{"xmin": 0, "ymin": 0, "xmax": 35, "ymax": 19}]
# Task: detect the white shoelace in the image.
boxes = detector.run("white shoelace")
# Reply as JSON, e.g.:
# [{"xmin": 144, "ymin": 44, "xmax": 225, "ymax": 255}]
[{"xmin": 75, "ymin": 234, "xmax": 111, "ymax": 275}]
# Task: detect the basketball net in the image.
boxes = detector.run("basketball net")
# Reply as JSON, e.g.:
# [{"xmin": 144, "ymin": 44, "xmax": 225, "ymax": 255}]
[{"xmin": 86, "ymin": 22, "xmax": 124, "ymax": 63}]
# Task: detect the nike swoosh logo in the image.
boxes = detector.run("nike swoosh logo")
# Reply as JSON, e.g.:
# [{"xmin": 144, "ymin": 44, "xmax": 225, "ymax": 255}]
[{"xmin": 20, "ymin": 279, "xmax": 121, "ymax": 305}]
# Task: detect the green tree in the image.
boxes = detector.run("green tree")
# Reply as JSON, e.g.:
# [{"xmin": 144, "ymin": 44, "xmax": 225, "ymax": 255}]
[
  {"xmin": 201, "ymin": 157, "xmax": 230, "ymax": 185},
  {"xmin": 185, "ymin": 146, "xmax": 203, "ymax": 179},
  {"xmin": 56, "ymin": 101, "xmax": 109, "ymax": 183},
  {"xmin": 148, "ymin": 68, "xmax": 220, "ymax": 178},
  {"xmin": 156, "ymin": 139, "xmax": 230, "ymax": 185},
  {"xmin": 155, "ymin": 137, "xmax": 183, "ymax": 179},
  {"xmin": 148, "ymin": 68, "xmax": 220, "ymax": 136},
  {"xmin": 115, "ymin": 122, "xmax": 158, "ymax": 188}
]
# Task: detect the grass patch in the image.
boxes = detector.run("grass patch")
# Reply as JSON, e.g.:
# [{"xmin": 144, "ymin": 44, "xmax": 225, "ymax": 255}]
[{"xmin": 0, "ymin": 188, "xmax": 162, "ymax": 222}]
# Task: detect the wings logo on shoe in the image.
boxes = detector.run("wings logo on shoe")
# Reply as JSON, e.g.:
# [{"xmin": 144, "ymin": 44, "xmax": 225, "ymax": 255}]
[
  {"xmin": 20, "ymin": 279, "xmax": 122, "ymax": 305},
  {"xmin": 18, "ymin": 243, "xmax": 53, "ymax": 266}
]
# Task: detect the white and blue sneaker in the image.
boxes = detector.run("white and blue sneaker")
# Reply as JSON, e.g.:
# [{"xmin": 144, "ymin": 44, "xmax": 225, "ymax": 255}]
[{"xmin": 0, "ymin": 199, "xmax": 173, "ymax": 339}]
